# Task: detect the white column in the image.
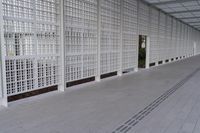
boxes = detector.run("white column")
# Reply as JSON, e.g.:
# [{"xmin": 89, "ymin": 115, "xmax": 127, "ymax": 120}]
[
  {"xmin": 95, "ymin": 0, "xmax": 101, "ymax": 82},
  {"xmin": 193, "ymin": 42, "xmax": 197, "ymax": 56},
  {"xmin": 118, "ymin": 0, "xmax": 123, "ymax": 76},
  {"xmin": 155, "ymin": 62, "xmax": 159, "ymax": 66},
  {"xmin": 135, "ymin": 0, "xmax": 139, "ymax": 71},
  {"xmin": 0, "ymin": 60, "xmax": 2, "ymax": 105},
  {"xmin": 0, "ymin": 0, "xmax": 8, "ymax": 107},
  {"xmin": 146, "ymin": 36, "xmax": 150, "ymax": 69},
  {"xmin": 58, "ymin": 0, "xmax": 65, "ymax": 91}
]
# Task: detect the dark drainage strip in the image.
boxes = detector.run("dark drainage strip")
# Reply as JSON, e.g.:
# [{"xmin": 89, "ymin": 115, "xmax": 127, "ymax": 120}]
[{"xmin": 112, "ymin": 67, "xmax": 200, "ymax": 133}]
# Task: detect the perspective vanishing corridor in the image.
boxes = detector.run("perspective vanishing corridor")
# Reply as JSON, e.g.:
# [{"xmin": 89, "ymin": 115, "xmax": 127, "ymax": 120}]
[{"xmin": 1, "ymin": 0, "xmax": 200, "ymax": 107}]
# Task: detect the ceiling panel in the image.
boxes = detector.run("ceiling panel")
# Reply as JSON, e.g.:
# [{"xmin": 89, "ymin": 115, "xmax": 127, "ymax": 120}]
[{"xmin": 144, "ymin": 0, "xmax": 200, "ymax": 30}]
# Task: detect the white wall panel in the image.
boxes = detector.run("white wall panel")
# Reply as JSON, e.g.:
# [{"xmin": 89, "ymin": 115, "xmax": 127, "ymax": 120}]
[
  {"xmin": 176, "ymin": 20, "xmax": 179, "ymax": 57},
  {"xmin": 64, "ymin": 0, "xmax": 98, "ymax": 82},
  {"xmin": 166, "ymin": 16, "xmax": 172, "ymax": 59},
  {"xmin": 180, "ymin": 23, "xmax": 184, "ymax": 56},
  {"xmin": 188, "ymin": 26, "xmax": 193, "ymax": 55},
  {"xmin": 122, "ymin": 0, "xmax": 138, "ymax": 70},
  {"xmin": 0, "ymin": 54, "xmax": 2, "ymax": 99},
  {"xmin": 149, "ymin": 7, "xmax": 159, "ymax": 63},
  {"xmin": 172, "ymin": 18, "xmax": 177, "ymax": 58},
  {"xmin": 138, "ymin": 1, "xmax": 149, "ymax": 36},
  {"xmin": 100, "ymin": 0, "xmax": 121, "ymax": 74},
  {"xmin": 183, "ymin": 25, "xmax": 187, "ymax": 56},
  {"xmin": 158, "ymin": 12, "xmax": 166, "ymax": 60},
  {"xmin": 3, "ymin": 0, "xmax": 60, "ymax": 96}
]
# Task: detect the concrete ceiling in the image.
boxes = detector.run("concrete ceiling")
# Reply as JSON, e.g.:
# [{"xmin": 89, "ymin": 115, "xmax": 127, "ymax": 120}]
[{"xmin": 144, "ymin": 0, "xmax": 200, "ymax": 30}]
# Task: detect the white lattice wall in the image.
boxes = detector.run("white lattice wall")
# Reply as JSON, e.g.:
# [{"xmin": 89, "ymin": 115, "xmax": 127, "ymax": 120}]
[
  {"xmin": 183, "ymin": 25, "xmax": 187, "ymax": 56},
  {"xmin": 138, "ymin": 1, "xmax": 149, "ymax": 36},
  {"xmin": 158, "ymin": 12, "xmax": 166, "ymax": 61},
  {"xmin": 186, "ymin": 26, "xmax": 192, "ymax": 55},
  {"xmin": 1, "ymin": 0, "xmax": 200, "ymax": 106},
  {"xmin": 187, "ymin": 26, "xmax": 191, "ymax": 55},
  {"xmin": 180, "ymin": 23, "xmax": 184, "ymax": 56},
  {"xmin": 2, "ymin": 0, "xmax": 60, "ymax": 96},
  {"xmin": 122, "ymin": 0, "xmax": 138, "ymax": 70},
  {"xmin": 172, "ymin": 18, "xmax": 177, "ymax": 58},
  {"xmin": 176, "ymin": 21, "xmax": 181, "ymax": 57},
  {"xmin": 197, "ymin": 32, "xmax": 200, "ymax": 54},
  {"xmin": 0, "ymin": 57, "xmax": 2, "ymax": 99},
  {"xmin": 166, "ymin": 16, "xmax": 172, "ymax": 59},
  {"xmin": 100, "ymin": 0, "xmax": 121, "ymax": 74},
  {"xmin": 149, "ymin": 7, "xmax": 159, "ymax": 63},
  {"xmin": 64, "ymin": 0, "xmax": 98, "ymax": 82}
]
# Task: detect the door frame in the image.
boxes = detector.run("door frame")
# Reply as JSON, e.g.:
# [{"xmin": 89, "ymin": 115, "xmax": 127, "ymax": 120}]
[
  {"xmin": 138, "ymin": 35, "xmax": 150, "ymax": 69},
  {"xmin": 193, "ymin": 42, "xmax": 196, "ymax": 56},
  {"xmin": 146, "ymin": 36, "xmax": 150, "ymax": 69}
]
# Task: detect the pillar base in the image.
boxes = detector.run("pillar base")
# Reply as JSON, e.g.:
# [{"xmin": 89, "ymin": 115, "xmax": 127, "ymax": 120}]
[
  {"xmin": 117, "ymin": 71, "xmax": 122, "ymax": 76},
  {"xmin": 58, "ymin": 84, "xmax": 65, "ymax": 92},
  {"xmin": 155, "ymin": 62, "xmax": 159, "ymax": 66},
  {"xmin": 134, "ymin": 68, "xmax": 138, "ymax": 72},
  {"xmin": 0, "ymin": 98, "xmax": 8, "ymax": 107},
  {"xmin": 162, "ymin": 61, "xmax": 166, "ymax": 64},
  {"xmin": 95, "ymin": 76, "xmax": 101, "ymax": 82}
]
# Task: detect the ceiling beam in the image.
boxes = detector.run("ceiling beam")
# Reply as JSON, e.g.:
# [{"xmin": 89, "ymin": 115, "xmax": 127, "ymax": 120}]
[
  {"xmin": 169, "ymin": 9, "xmax": 200, "ymax": 14},
  {"xmin": 187, "ymin": 21, "xmax": 200, "ymax": 24},
  {"xmin": 179, "ymin": 16, "xmax": 200, "ymax": 20},
  {"xmin": 152, "ymin": 0, "xmax": 196, "ymax": 5},
  {"xmin": 189, "ymin": 24, "xmax": 200, "ymax": 26}
]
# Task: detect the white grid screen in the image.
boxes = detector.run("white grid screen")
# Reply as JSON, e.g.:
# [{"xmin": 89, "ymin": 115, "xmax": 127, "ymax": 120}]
[
  {"xmin": 0, "ymin": 0, "xmax": 200, "ymax": 102},
  {"xmin": 100, "ymin": 0, "xmax": 121, "ymax": 74},
  {"xmin": 166, "ymin": 16, "xmax": 172, "ymax": 59},
  {"xmin": 158, "ymin": 12, "xmax": 166, "ymax": 60},
  {"xmin": 176, "ymin": 21, "xmax": 181, "ymax": 57},
  {"xmin": 172, "ymin": 18, "xmax": 177, "ymax": 58},
  {"xmin": 138, "ymin": 1, "xmax": 149, "ymax": 36},
  {"xmin": 122, "ymin": 0, "xmax": 138, "ymax": 70},
  {"xmin": 64, "ymin": 0, "xmax": 98, "ymax": 82},
  {"xmin": 0, "ymin": 61, "xmax": 2, "ymax": 98},
  {"xmin": 3, "ymin": 0, "xmax": 60, "ymax": 96},
  {"xmin": 149, "ymin": 7, "xmax": 159, "ymax": 63}
]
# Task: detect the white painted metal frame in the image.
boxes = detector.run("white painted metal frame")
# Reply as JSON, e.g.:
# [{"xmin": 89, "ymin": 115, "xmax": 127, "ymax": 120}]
[
  {"xmin": 96, "ymin": 0, "xmax": 101, "ymax": 82},
  {"xmin": 100, "ymin": 0, "xmax": 121, "ymax": 75},
  {"xmin": 64, "ymin": 0, "xmax": 98, "ymax": 83},
  {"xmin": 122, "ymin": 0, "xmax": 138, "ymax": 71},
  {"xmin": 138, "ymin": 1, "xmax": 149, "ymax": 36},
  {"xmin": 0, "ymin": 0, "xmax": 8, "ymax": 107},
  {"xmin": 59, "ymin": 0, "xmax": 65, "ymax": 92},
  {"xmin": 146, "ymin": 36, "xmax": 150, "ymax": 69},
  {"xmin": 1, "ymin": 0, "xmax": 60, "ymax": 106},
  {"xmin": 149, "ymin": 7, "xmax": 159, "ymax": 64}
]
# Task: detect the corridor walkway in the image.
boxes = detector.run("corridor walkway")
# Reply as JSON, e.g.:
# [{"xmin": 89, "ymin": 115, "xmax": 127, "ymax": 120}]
[{"xmin": 1, "ymin": 55, "xmax": 200, "ymax": 133}]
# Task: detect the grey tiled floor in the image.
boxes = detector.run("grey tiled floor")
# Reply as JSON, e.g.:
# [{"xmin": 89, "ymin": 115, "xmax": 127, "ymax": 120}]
[{"xmin": 1, "ymin": 55, "xmax": 200, "ymax": 133}]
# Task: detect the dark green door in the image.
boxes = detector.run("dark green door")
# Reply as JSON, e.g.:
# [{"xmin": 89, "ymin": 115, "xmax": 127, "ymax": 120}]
[{"xmin": 138, "ymin": 35, "xmax": 146, "ymax": 68}]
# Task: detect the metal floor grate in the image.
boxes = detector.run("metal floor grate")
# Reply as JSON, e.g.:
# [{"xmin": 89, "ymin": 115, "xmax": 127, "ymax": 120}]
[{"xmin": 112, "ymin": 67, "xmax": 200, "ymax": 133}]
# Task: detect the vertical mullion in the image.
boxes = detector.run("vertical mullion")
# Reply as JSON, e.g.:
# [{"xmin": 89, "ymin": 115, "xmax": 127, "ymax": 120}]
[
  {"xmin": 135, "ymin": 0, "xmax": 139, "ymax": 72},
  {"xmin": 33, "ymin": 0, "xmax": 38, "ymax": 89},
  {"xmin": 146, "ymin": 5, "xmax": 151, "ymax": 69},
  {"xmin": 96, "ymin": 0, "xmax": 101, "ymax": 81},
  {"xmin": 81, "ymin": 1, "xmax": 84, "ymax": 79},
  {"xmin": 157, "ymin": 10, "xmax": 160, "ymax": 64},
  {"xmin": 0, "ymin": 0, "xmax": 8, "ymax": 107},
  {"xmin": 59, "ymin": 0, "xmax": 65, "ymax": 91},
  {"xmin": 118, "ymin": 0, "xmax": 123, "ymax": 76}
]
